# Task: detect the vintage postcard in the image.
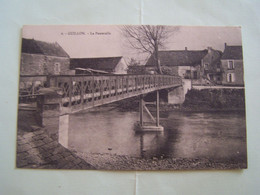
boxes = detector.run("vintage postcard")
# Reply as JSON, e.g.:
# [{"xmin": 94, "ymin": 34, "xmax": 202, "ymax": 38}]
[{"xmin": 17, "ymin": 25, "xmax": 247, "ymax": 170}]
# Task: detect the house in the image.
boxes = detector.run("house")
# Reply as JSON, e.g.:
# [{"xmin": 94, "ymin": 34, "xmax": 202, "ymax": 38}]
[
  {"xmin": 127, "ymin": 65, "xmax": 146, "ymax": 75},
  {"xmin": 221, "ymin": 43, "xmax": 244, "ymax": 86},
  {"xmin": 20, "ymin": 38, "xmax": 71, "ymax": 75},
  {"xmin": 201, "ymin": 47, "xmax": 223, "ymax": 84},
  {"xmin": 70, "ymin": 56, "xmax": 127, "ymax": 74},
  {"xmin": 145, "ymin": 48, "xmax": 208, "ymax": 79}
]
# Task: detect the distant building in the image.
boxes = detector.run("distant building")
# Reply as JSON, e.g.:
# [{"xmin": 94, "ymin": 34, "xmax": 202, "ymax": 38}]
[
  {"xmin": 221, "ymin": 43, "xmax": 244, "ymax": 86},
  {"xmin": 201, "ymin": 47, "xmax": 223, "ymax": 84},
  {"xmin": 70, "ymin": 56, "xmax": 127, "ymax": 75},
  {"xmin": 20, "ymin": 38, "xmax": 71, "ymax": 75},
  {"xmin": 127, "ymin": 65, "xmax": 146, "ymax": 75},
  {"xmin": 145, "ymin": 48, "xmax": 208, "ymax": 79}
]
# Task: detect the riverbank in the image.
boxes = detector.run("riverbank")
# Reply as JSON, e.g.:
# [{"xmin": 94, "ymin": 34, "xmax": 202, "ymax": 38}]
[
  {"xmin": 75, "ymin": 152, "xmax": 247, "ymax": 171},
  {"xmin": 113, "ymin": 99, "xmax": 246, "ymax": 113},
  {"xmin": 16, "ymin": 110, "xmax": 95, "ymax": 169},
  {"xmin": 114, "ymin": 88, "xmax": 246, "ymax": 113},
  {"xmin": 17, "ymin": 107, "xmax": 246, "ymax": 171},
  {"xmin": 182, "ymin": 88, "xmax": 245, "ymax": 110}
]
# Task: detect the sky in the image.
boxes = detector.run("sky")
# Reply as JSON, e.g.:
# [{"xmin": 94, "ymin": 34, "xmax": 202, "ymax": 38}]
[{"xmin": 22, "ymin": 25, "xmax": 242, "ymax": 64}]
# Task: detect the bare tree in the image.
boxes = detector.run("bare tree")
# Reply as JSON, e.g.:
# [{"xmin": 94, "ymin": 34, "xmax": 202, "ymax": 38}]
[
  {"xmin": 121, "ymin": 25, "xmax": 178, "ymax": 74},
  {"xmin": 127, "ymin": 58, "xmax": 140, "ymax": 67}
]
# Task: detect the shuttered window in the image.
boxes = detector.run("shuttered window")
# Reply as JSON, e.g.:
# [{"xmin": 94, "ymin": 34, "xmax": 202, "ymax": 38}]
[
  {"xmin": 54, "ymin": 63, "xmax": 61, "ymax": 75},
  {"xmin": 204, "ymin": 63, "xmax": 209, "ymax": 70},
  {"xmin": 227, "ymin": 73, "xmax": 235, "ymax": 82},
  {"xmin": 228, "ymin": 60, "xmax": 234, "ymax": 70}
]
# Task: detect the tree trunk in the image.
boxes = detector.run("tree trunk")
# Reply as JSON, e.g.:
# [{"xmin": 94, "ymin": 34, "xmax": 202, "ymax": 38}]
[{"xmin": 155, "ymin": 41, "xmax": 162, "ymax": 74}]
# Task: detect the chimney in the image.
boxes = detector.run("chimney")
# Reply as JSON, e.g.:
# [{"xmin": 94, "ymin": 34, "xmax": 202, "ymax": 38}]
[
  {"xmin": 185, "ymin": 47, "xmax": 187, "ymax": 51},
  {"xmin": 207, "ymin": 47, "xmax": 212, "ymax": 53},
  {"xmin": 224, "ymin": 42, "xmax": 227, "ymax": 49}
]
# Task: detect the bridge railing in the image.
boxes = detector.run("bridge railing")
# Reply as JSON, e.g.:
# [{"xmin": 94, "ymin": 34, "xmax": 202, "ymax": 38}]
[
  {"xmin": 19, "ymin": 75, "xmax": 48, "ymax": 103},
  {"xmin": 18, "ymin": 74, "xmax": 182, "ymax": 111},
  {"xmin": 48, "ymin": 74, "xmax": 182, "ymax": 113}
]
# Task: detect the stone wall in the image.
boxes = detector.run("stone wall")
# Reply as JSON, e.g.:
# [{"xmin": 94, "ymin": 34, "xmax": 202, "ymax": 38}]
[
  {"xmin": 167, "ymin": 80, "xmax": 191, "ymax": 104},
  {"xmin": 168, "ymin": 86, "xmax": 185, "ymax": 104},
  {"xmin": 36, "ymin": 94, "xmax": 61, "ymax": 139},
  {"xmin": 20, "ymin": 53, "xmax": 45, "ymax": 75},
  {"xmin": 45, "ymin": 56, "xmax": 70, "ymax": 75},
  {"xmin": 20, "ymin": 53, "xmax": 70, "ymax": 75}
]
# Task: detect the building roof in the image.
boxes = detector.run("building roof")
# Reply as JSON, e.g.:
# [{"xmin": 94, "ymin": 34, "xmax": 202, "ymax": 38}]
[
  {"xmin": 221, "ymin": 45, "xmax": 243, "ymax": 60},
  {"xmin": 22, "ymin": 38, "xmax": 69, "ymax": 58},
  {"xmin": 75, "ymin": 68, "xmax": 110, "ymax": 74},
  {"xmin": 203, "ymin": 48, "xmax": 222, "ymax": 73},
  {"xmin": 70, "ymin": 57, "xmax": 123, "ymax": 72},
  {"xmin": 145, "ymin": 50, "xmax": 208, "ymax": 67}
]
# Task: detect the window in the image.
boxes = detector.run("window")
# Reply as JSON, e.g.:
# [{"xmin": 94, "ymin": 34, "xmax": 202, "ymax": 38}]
[
  {"xmin": 54, "ymin": 63, "xmax": 61, "ymax": 75},
  {"xmin": 228, "ymin": 60, "xmax": 234, "ymax": 70},
  {"xmin": 227, "ymin": 73, "xmax": 235, "ymax": 83},
  {"xmin": 193, "ymin": 71, "xmax": 197, "ymax": 79},
  {"xmin": 204, "ymin": 63, "xmax": 209, "ymax": 70},
  {"xmin": 184, "ymin": 70, "xmax": 191, "ymax": 79}
]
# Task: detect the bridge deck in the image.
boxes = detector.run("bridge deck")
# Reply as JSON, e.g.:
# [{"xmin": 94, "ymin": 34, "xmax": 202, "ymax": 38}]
[
  {"xmin": 19, "ymin": 74, "xmax": 182, "ymax": 114},
  {"xmin": 57, "ymin": 75, "xmax": 182, "ymax": 114}
]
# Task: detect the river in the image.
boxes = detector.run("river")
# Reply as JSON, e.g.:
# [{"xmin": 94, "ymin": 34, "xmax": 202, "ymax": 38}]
[{"xmin": 65, "ymin": 106, "xmax": 247, "ymax": 163}]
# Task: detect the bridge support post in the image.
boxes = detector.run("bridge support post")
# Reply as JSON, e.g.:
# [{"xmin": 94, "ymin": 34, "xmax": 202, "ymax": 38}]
[
  {"xmin": 137, "ymin": 90, "xmax": 164, "ymax": 132},
  {"xmin": 156, "ymin": 90, "xmax": 159, "ymax": 127},
  {"xmin": 59, "ymin": 114, "xmax": 69, "ymax": 148},
  {"xmin": 36, "ymin": 93, "xmax": 61, "ymax": 140},
  {"xmin": 167, "ymin": 85, "xmax": 186, "ymax": 105},
  {"xmin": 139, "ymin": 95, "xmax": 144, "ymax": 127}
]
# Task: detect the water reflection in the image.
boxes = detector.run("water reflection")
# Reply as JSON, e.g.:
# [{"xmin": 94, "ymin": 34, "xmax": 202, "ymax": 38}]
[
  {"xmin": 59, "ymin": 106, "xmax": 246, "ymax": 161},
  {"xmin": 163, "ymin": 111, "xmax": 247, "ymax": 160},
  {"xmin": 138, "ymin": 131, "xmax": 165, "ymax": 158}
]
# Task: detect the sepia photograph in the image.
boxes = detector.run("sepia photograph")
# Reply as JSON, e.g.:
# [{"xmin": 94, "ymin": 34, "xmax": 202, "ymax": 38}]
[{"xmin": 16, "ymin": 25, "xmax": 247, "ymax": 170}]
